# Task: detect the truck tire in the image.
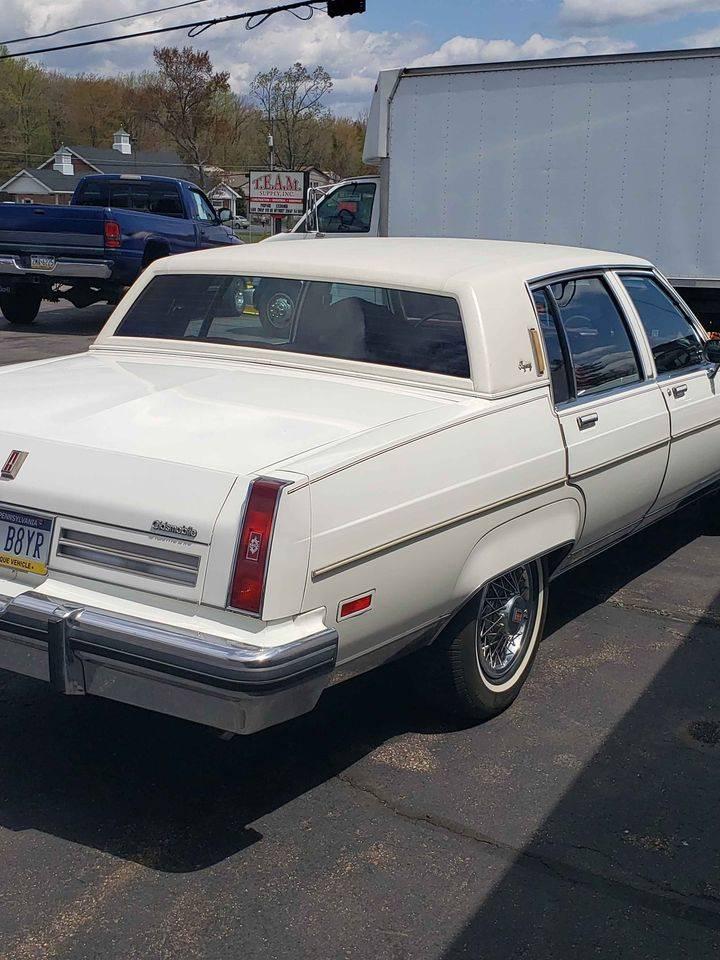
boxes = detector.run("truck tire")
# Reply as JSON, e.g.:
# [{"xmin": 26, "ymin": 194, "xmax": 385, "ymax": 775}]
[
  {"xmin": 425, "ymin": 558, "xmax": 547, "ymax": 721},
  {"xmin": 255, "ymin": 280, "xmax": 301, "ymax": 333},
  {"xmin": 0, "ymin": 287, "xmax": 42, "ymax": 325}
]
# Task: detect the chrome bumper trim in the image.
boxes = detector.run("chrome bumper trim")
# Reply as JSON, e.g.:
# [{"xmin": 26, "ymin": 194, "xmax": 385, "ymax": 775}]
[
  {"xmin": 0, "ymin": 591, "xmax": 338, "ymax": 734},
  {"xmin": 0, "ymin": 256, "xmax": 113, "ymax": 280}
]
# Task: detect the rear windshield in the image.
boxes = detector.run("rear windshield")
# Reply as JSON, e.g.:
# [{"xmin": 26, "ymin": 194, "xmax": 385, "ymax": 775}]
[
  {"xmin": 114, "ymin": 274, "xmax": 471, "ymax": 378},
  {"xmin": 74, "ymin": 180, "xmax": 184, "ymax": 218}
]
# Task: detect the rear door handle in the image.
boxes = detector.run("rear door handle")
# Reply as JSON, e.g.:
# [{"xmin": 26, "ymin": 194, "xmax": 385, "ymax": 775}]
[
  {"xmin": 671, "ymin": 384, "xmax": 688, "ymax": 398},
  {"xmin": 577, "ymin": 413, "xmax": 598, "ymax": 430}
]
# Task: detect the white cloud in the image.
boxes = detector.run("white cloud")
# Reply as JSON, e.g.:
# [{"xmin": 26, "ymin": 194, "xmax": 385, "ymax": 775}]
[
  {"xmin": 561, "ymin": 0, "xmax": 720, "ymax": 26},
  {"xmin": 683, "ymin": 23, "xmax": 720, "ymax": 42},
  {"xmin": 409, "ymin": 32, "xmax": 636, "ymax": 69},
  {"xmin": 1, "ymin": 2, "xmax": 635, "ymax": 114}
]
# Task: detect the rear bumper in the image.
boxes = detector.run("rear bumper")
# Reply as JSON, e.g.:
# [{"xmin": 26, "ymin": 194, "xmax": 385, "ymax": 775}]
[
  {"xmin": 0, "ymin": 256, "xmax": 113, "ymax": 280},
  {"xmin": 0, "ymin": 590, "xmax": 338, "ymax": 734}
]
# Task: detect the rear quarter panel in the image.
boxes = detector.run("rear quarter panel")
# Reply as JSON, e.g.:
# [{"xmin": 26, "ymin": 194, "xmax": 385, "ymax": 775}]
[{"xmin": 302, "ymin": 391, "xmax": 576, "ymax": 669}]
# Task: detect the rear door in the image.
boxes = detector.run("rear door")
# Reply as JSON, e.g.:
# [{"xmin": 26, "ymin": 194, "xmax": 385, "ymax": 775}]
[
  {"xmin": 533, "ymin": 273, "xmax": 669, "ymax": 555},
  {"xmin": 617, "ymin": 271, "xmax": 720, "ymax": 514}
]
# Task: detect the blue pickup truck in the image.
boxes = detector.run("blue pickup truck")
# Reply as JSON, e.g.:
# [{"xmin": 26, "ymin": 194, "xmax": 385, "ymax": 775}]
[{"xmin": 0, "ymin": 174, "xmax": 241, "ymax": 323}]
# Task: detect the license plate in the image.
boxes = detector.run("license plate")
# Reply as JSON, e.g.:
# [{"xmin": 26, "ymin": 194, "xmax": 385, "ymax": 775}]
[
  {"xmin": 0, "ymin": 507, "xmax": 54, "ymax": 576},
  {"xmin": 29, "ymin": 255, "xmax": 56, "ymax": 271}
]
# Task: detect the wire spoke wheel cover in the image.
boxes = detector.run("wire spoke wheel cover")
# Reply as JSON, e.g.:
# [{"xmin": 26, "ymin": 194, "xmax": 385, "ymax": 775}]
[{"xmin": 475, "ymin": 563, "xmax": 539, "ymax": 683}]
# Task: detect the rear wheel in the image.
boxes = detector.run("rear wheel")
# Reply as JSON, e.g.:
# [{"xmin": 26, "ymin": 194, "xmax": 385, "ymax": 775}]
[
  {"xmin": 428, "ymin": 559, "xmax": 547, "ymax": 721},
  {"xmin": 0, "ymin": 286, "xmax": 42, "ymax": 324}
]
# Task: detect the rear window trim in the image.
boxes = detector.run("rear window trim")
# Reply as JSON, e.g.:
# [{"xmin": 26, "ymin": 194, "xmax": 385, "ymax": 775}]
[{"xmin": 111, "ymin": 272, "xmax": 472, "ymax": 382}]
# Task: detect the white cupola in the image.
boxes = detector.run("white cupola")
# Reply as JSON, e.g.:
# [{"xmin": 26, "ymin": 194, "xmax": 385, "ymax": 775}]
[
  {"xmin": 112, "ymin": 129, "xmax": 131, "ymax": 155},
  {"xmin": 52, "ymin": 146, "xmax": 74, "ymax": 175}
]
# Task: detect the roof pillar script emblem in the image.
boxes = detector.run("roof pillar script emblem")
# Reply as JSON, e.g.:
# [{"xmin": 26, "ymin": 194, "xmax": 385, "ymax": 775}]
[{"xmin": 1, "ymin": 450, "xmax": 28, "ymax": 481}]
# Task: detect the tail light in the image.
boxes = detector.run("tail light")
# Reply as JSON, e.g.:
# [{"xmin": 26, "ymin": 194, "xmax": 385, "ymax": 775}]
[
  {"xmin": 104, "ymin": 220, "xmax": 121, "ymax": 248},
  {"xmin": 228, "ymin": 478, "xmax": 286, "ymax": 616}
]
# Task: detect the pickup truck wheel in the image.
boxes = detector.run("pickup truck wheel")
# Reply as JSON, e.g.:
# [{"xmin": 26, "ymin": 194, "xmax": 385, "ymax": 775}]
[
  {"xmin": 429, "ymin": 559, "xmax": 547, "ymax": 721},
  {"xmin": 0, "ymin": 288, "xmax": 42, "ymax": 324},
  {"xmin": 255, "ymin": 281, "xmax": 301, "ymax": 333}
]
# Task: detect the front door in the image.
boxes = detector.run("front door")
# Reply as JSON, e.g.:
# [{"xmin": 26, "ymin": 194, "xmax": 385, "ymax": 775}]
[
  {"xmin": 190, "ymin": 189, "xmax": 234, "ymax": 248},
  {"xmin": 618, "ymin": 272, "xmax": 720, "ymax": 516},
  {"xmin": 298, "ymin": 181, "xmax": 379, "ymax": 236},
  {"xmin": 533, "ymin": 274, "xmax": 669, "ymax": 554}
]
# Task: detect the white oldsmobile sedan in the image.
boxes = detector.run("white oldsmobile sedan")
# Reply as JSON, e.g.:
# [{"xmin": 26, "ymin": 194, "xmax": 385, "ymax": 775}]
[{"xmin": 0, "ymin": 238, "xmax": 718, "ymax": 735}]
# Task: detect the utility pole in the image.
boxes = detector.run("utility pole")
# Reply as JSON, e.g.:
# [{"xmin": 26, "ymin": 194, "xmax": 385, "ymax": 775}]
[{"xmin": 269, "ymin": 118, "xmax": 282, "ymax": 235}]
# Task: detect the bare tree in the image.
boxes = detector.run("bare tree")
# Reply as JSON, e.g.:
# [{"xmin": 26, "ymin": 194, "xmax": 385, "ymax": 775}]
[
  {"xmin": 144, "ymin": 47, "xmax": 230, "ymax": 186},
  {"xmin": 251, "ymin": 63, "xmax": 333, "ymax": 169},
  {"xmin": 1, "ymin": 59, "xmax": 47, "ymax": 166}
]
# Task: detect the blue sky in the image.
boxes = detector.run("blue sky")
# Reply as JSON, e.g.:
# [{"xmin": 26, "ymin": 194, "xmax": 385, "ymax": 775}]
[
  {"xmin": 6, "ymin": 1, "xmax": 720, "ymax": 113},
  {"xmin": 361, "ymin": 0, "xmax": 720, "ymax": 52}
]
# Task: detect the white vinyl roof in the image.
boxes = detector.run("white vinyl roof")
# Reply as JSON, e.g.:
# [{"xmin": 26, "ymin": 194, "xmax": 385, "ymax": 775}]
[
  {"xmin": 150, "ymin": 236, "xmax": 651, "ymax": 293},
  {"xmin": 100, "ymin": 237, "xmax": 654, "ymax": 397}
]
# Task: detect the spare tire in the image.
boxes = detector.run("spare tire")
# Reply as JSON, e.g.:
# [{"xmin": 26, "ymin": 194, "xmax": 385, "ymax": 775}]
[{"xmin": 0, "ymin": 286, "xmax": 42, "ymax": 324}]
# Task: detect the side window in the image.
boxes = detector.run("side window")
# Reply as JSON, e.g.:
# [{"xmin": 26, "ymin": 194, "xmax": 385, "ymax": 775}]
[
  {"xmin": 620, "ymin": 274, "xmax": 704, "ymax": 374},
  {"xmin": 316, "ymin": 182, "xmax": 376, "ymax": 233},
  {"xmin": 550, "ymin": 276, "xmax": 642, "ymax": 398},
  {"xmin": 532, "ymin": 289, "xmax": 571, "ymax": 404},
  {"xmin": 190, "ymin": 190, "xmax": 217, "ymax": 223},
  {"xmin": 330, "ymin": 283, "xmax": 388, "ymax": 307}
]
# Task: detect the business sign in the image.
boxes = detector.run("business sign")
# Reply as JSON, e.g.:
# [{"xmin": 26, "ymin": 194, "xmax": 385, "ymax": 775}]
[{"xmin": 248, "ymin": 170, "xmax": 308, "ymax": 217}]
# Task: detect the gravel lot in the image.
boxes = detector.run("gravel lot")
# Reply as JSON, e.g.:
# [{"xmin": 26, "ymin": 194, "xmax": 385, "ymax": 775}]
[{"xmin": 0, "ymin": 302, "xmax": 719, "ymax": 959}]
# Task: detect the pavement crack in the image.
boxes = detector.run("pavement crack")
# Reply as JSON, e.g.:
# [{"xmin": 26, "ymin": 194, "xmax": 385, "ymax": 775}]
[
  {"xmin": 571, "ymin": 589, "xmax": 720, "ymax": 630},
  {"xmin": 337, "ymin": 771, "xmax": 720, "ymax": 933}
]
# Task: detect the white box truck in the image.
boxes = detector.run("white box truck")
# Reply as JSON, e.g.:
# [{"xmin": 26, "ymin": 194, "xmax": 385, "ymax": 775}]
[{"xmin": 283, "ymin": 46, "xmax": 720, "ymax": 328}]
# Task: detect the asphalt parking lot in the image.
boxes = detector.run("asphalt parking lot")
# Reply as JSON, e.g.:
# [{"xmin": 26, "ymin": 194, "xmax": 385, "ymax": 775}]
[
  {"xmin": 0, "ymin": 303, "xmax": 719, "ymax": 959},
  {"xmin": 0, "ymin": 301, "xmax": 113, "ymax": 367}
]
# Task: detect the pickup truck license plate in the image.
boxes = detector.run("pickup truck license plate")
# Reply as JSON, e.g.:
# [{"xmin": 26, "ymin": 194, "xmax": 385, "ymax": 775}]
[
  {"xmin": 29, "ymin": 255, "xmax": 56, "ymax": 271},
  {"xmin": 0, "ymin": 507, "xmax": 54, "ymax": 576}
]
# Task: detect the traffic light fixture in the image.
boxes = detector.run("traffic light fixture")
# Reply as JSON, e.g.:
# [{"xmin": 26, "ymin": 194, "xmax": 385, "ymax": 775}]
[{"xmin": 327, "ymin": 0, "xmax": 366, "ymax": 17}]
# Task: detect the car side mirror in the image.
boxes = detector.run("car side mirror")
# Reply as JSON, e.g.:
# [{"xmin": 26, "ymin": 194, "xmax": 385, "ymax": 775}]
[
  {"xmin": 704, "ymin": 338, "xmax": 720, "ymax": 377},
  {"xmin": 218, "ymin": 209, "xmax": 231, "ymax": 223}
]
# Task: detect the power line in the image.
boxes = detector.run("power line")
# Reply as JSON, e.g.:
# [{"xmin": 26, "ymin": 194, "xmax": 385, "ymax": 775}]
[
  {"xmin": 0, "ymin": 1, "xmax": 321, "ymax": 61},
  {"xmin": 0, "ymin": 0, "xmax": 216, "ymax": 47}
]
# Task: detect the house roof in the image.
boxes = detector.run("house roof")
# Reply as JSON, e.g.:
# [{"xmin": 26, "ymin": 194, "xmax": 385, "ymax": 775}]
[
  {"xmin": 60, "ymin": 146, "xmax": 199, "ymax": 181},
  {"xmin": 0, "ymin": 145, "xmax": 202, "ymax": 195},
  {"xmin": 207, "ymin": 181, "xmax": 241, "ymax": 199},
  {"xmin": 0, "ymin": 168, "xmax": 81, "ymax": 194}
]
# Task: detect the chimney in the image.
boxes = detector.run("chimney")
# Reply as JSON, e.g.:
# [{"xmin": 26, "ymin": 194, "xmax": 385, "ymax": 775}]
[
  {"xmin": 112, "ymin": 129, "xmax": 131, "ymax": 155},
  {"xmin": 52, "ymin": 146, "xmax": 74, "ymax": 176}
]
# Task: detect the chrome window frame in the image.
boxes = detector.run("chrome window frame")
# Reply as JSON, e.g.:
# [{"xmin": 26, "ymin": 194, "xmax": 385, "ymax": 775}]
[
  {"xmin": 614, "ymin": 268, "xmax": 711, "ymax": 382},
  {"xmin": 527, "ymin": 267, "xmax": 649, "ymax": 410}
]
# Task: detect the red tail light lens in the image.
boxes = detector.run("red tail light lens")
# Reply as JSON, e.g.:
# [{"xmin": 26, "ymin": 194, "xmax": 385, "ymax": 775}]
[
  {"xmin": 104, "ymin": 220, "xmax": 121, "ymax": 248},
  {"xmin": 228, "ymin": 478, "xmax": 286, "ymax": 616}
]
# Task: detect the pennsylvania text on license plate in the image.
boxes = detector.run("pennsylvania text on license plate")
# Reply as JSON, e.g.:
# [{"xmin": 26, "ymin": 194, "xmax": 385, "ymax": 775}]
[{"xmin": 0, "ymin": 507, "xmax": 54, "ymax": 576}]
